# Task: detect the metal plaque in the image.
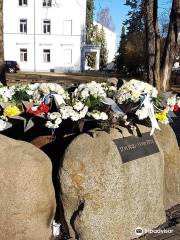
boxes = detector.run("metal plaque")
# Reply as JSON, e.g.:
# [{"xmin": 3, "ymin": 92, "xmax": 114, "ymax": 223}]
[{"xmin": 113, "ymin": 132, "xmax": 160, "ymax": 163}]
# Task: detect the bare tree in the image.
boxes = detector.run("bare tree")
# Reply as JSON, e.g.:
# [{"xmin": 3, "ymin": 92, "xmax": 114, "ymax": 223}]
[{"xmin": 96, "ymin": 7, "xmax": 115, "ymax": 31}]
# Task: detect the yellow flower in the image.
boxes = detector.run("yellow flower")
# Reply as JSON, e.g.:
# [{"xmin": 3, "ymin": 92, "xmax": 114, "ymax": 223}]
[
  {"xmin": 3, "ymin": 105, "xmax": 21, "ymax": 117},
  {"xmin": 155, "ymin": 111, "xmax": 168, "ymax": 124}
]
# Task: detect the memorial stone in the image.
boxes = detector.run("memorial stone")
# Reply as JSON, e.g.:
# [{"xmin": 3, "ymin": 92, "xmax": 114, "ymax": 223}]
[
  {"xmin": 155, "ymin": 124, "xmax": 180, "ymax": 209},
  {"xmin": 60, "ymin": 125, "xmax": 166, "ymax": 240},
  {"xmin": 0, "ymin": 135, "xmax": 56, "ymax": 240}
]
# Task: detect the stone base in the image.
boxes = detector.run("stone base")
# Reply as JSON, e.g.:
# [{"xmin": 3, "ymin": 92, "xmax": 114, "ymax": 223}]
[
  {"xmin": 60, "ymin": 125, "xmax": 166, "ymax": 240},
  {"xmin": 0, "ymin": 135, "xmax": 56, "ymax": 240},
  {"xmin": 155, "ymin": 124, "xmax": 180, "ymax": 210}
]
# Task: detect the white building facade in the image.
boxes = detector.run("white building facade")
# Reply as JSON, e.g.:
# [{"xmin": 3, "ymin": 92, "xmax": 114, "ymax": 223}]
[{"xmin": 3, "ymin": 0, "xmax": 86, "ymax": 72}]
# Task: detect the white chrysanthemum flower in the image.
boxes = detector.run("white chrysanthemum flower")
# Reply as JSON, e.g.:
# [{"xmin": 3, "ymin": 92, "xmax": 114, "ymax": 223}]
[
  {"xmin": 116, "ymin": 79, "xmax": 158, "ymax": 104},
  {"xmin": 108, "ymin": 86, "xmax": 117, "ymax": 92},
  {"xmin": 55, "ymin": 85, "xmax": 66, "ymax": 96},
  {"xmin": 74, "ymin": 81, "xmax": 107, "ymax": 100},
  {"xmin": 0, "ymin": 86, "xmax": 15, "ymax": 102},
  {"xmin": 88, "ymin": 110, "xmax": 108, "ymax": 120},
  {"xmin": 48, "ymin": 112, "xmax": 62, "ymax": 120},
  {"xmin": 46, "ymin": 112, "xmax": 62, "ymax": 129},
  {"xmin": 73, "ymin": 101, "xmax": 84, "ymax": 111},
  {"xmin": 151, "ymin": 88, "xmax": 158, "ymax": 98},
  {"xmin": 45, "ymin": 121, "xmax": 60, "ymax": 129},
  {"xmin": 60, "ymin": 106, "xmax": 74, "ymax": 119},
  {"xmin": 45, "ymin": 121, "xmax": 54, "ymax": 129},
  {"xmin": 25, "ymin": 83, "xmax": 39, "ymax": 96},
  {"xmin": 167, "ymin": 96, "xmax": 177, "ymax": 107},
  {"xmin": 132, "ymin": 90, "xmax": 141, "ymax": 101},
  {"xmin": 55, "ymin": 117, "xmax": 62, "ymax": 125},
  {"xmin": 28, "ymin": 83, "xmax": 40, "ymax": 91},
  {"xmin": 48, "ymin": 83, "xmax": 57, "ymax": 92},
  {"xmin": 70, "ymin": 111, "xmax": 80, "ymax": 121},
  {"xmin": 135, "ymin": 107, "xmax": 149, "ymax": 120},
  {"xmin": 39, "ymin": 83, "xmax": 50, "ymax": 95}
]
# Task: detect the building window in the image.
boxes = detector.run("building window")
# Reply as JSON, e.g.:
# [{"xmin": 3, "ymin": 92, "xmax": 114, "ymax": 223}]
[
  {"xmin": 64, "ymin": 49, "xmax": 72, "ymax": 64},
  {"xmin": 20, "ymin": 49, "xmax": 27, "ymax": 62},
  {"xmin": 19, "ymin": 0, "xmax": 27, "ymax": 6},
  {"xmin": 63, "ymin": 20, "xmax": 72, "ymax": 35},
  {"xmin": 43, "ymin": 0, "xmax": 52, "ymax": 7},
  {"xmin": 43, "ymin": 20, "xmax": 51, "ymax": 34},
  {"xmin": 43, "ymin": 49, "xmax": 51, "ymax": 62},
  {"xmin": 20, "ymin": 19, "xmax": 27, "ymax": 33}
]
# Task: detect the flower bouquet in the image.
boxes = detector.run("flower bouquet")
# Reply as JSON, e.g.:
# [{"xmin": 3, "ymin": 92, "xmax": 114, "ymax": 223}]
[
  {"xmin": 115, "ymin": 79, "xmax": 174, "ymax": 134},
  {"xmin": 0, "ymin": 79, "xmax": 179, "ymax": 136}
]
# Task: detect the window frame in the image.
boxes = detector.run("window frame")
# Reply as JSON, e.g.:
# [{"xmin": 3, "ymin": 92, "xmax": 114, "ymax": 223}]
[
  {"xmin": 19, "ymin": 0, "xmax": 28, "ymax": 7},
  {"xmin": 20, "ymin": 48, "xmax": 28, "ymax": 62},
  {"xmin": 43, "ymin": 49, "xmax": 51, "ymax": 63},
  {"xmin": 63, "ymin": 20, "xmax": 72, "ymax": 36},
  {"xmin": 63, "ymin": 49, "xmax": 72, "ymax": 65},
  {"xmin": 20, "ymin": 19, "xmax": 27, "ymax": 34},
  {"xmin": 43, "ymin": 19, "xmax": 51, "ymax": 34},
  {"xmin": 42, "ymin": 0, "xmax": 52, "ymax": 7}
]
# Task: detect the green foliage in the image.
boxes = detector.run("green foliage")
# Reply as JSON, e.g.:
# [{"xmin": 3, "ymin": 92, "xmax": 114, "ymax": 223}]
[
  {"xmin": 99, "ymin": 27, "xmax": 108, "ymax": 69},
  {"xmin": 86, "ymin": 0, "xmax": 94, "ymax": 44},
  {"xmin": 124, "ymin": 0, "xmax": 145, "ymax": 32},
  {"xmin": 116, "ymin": 0, "xmax": 146, "ymax": 76},
  {"xmin": 86, "ymin": 1, "xmax": 108, "ymax": 69},
  {"xmin": 86, "ymin": 52, "xmax": 96, "ymax": 68},
  {"xmin": 85, "ymin": 95, "xmax": 103, "ymax": 109},
  {"xmin": 12, "ymin": 89, "xmax": 31, "ymax": 105},
  {"xmin": 116, "ymin": 26, "xmax": 127, "ymax": 71}
]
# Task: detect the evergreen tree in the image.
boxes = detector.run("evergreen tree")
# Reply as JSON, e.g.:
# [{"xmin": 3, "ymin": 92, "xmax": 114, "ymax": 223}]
[
  {"xmin": 86, "ymin": 0, "xmax": 94, "ymax": 44},
  {"xmin": 116, "ymin": 0, "xmax": 146, "ymax": 76},
  {"xmin": 116, "ymin": 26, "xmax": 127, "ymax": 72},
  {"xmin": 99, "ymin": 27, "xmax": 108, "ymax": 69},
  {"xmin": 124, "ymin": 0, "xmax": 145, "ymax": 33},
  {"xmin": 85, "ymin": 1, "xmax": 108, "ymax": 70}
]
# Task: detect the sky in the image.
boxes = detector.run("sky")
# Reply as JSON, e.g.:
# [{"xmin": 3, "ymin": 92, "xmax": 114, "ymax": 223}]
[
  {"xmin": 95, "ymin": 0, "xmax": 128, "ymax": 38},
  {"xmin": 94, "ymin": 0, "xmax": 171, "ymax": 39}
]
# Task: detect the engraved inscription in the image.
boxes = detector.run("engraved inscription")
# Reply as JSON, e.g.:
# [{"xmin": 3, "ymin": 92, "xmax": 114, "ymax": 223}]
[{"xmin": 113, "ymin": 133, "xmax": 160, "ymax": 163}]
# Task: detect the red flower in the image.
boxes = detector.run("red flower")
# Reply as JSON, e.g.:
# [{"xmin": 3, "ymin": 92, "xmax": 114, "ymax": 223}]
[
  {"xmin": 173, "ymin": 104, "xmax": 179, "ymax": 112},
  {"xmin": 38, "ymin": 104, "xmax": 49, "ymax": 113},
  {"xmin": 27, "ymin": 104, "xmax": 49, "ymax": 115}
]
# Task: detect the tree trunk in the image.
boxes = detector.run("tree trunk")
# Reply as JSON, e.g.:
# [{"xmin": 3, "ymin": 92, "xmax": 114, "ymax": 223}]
[
  {"xmin": 0, "ymin": 0, "xmax": 3, "ymax": 64},
  {"xmin": 145, "ymin": 0, "xmax": 156, "ymax": 85},
  {"xmin": 160, "ymin": 0, "xmax": 178, "ymax": 92},
  {"xmin": 145, "ymin": 0, "xmax": 178, "ymax": 92},
  {"xmin": 145, "ymin": 0, "xmax": 161, "ymax": 89},
  {"xmin": 154, "ymin": 0, "xmax": 161, "ymax": 91},
  {"xmin": 0, "ymin": 0, "xmax": 6, "ymax": 86}
]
